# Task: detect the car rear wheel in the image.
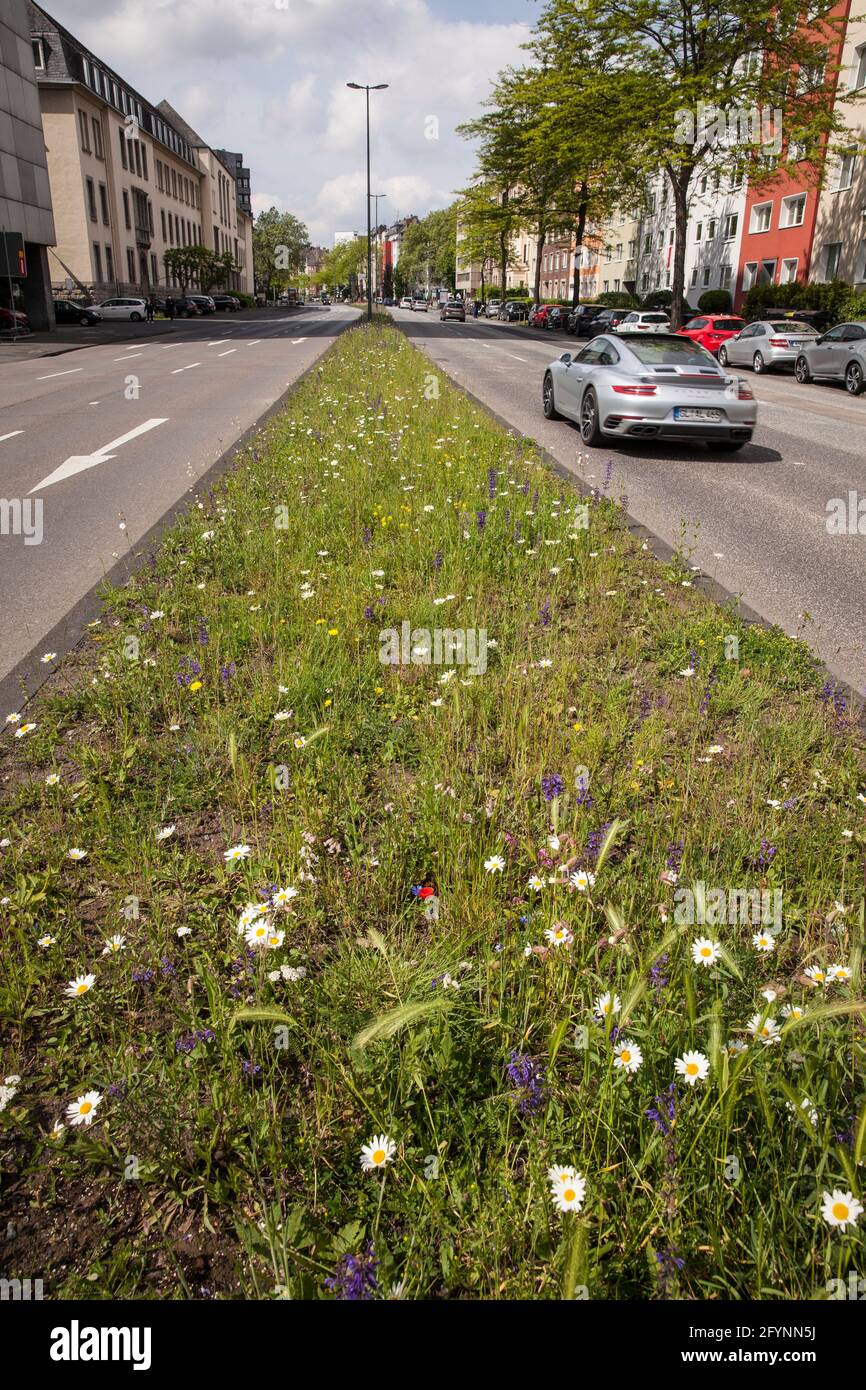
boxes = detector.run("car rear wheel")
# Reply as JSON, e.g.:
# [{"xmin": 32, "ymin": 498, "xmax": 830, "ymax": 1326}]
[
  {"xmin": 752, "ymin": 351, "xmax": 766, "ymax": 373},
  {"xmin": 79, "ymin": 315, "xmax": 91, "ymax": 326},
  {"xmin": 845, "ymin": 361, "xmax": 864, "ymax": 395},
  {"xmin": 717, "ymin": 346, "xmax": 729, "ymax": 366},
  {"xmin": 580, "ymin": 388, "xmax": 604, "ymax": 446},
  {"xmin": 794, "ymin": 356, "xmax": 812, "ymax": 384},
  {"xmin": 542, "ymin": 372, "xmax": 561, "ymax": 420},
  {"xmin": 130, "ymin": 311, "xmax": 142, "ymax": 322}
]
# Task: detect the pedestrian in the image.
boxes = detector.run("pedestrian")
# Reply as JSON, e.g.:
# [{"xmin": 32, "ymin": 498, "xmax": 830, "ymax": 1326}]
[
  {"xmin": 145, "ymin": 296, "xmax": 155, "ymax": 323},
  {"xmin": 165, "ymin": 297, "xmax": 176, "ymax": 321},
  {"xmin": 473, "ymin": 300, "xmax": 480, "ymax": 319}
]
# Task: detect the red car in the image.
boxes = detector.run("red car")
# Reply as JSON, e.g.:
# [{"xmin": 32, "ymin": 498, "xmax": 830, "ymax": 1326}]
[
  {"xmin": 0, "ymin": 306, "xmax": 28, "ymax": 330},
  {"xmin": 676, "ymin": 314, "xmax": 746, "ymax": 356},
  {"xmin": 529, "ymin": 304, "xmax": 558, "ymax": 328}
]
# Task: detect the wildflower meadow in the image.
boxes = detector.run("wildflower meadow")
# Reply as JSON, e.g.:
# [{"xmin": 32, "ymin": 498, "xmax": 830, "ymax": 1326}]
[{"xmin": 1, "ymin": 320, "xmax": 864, "ymax": 1301}]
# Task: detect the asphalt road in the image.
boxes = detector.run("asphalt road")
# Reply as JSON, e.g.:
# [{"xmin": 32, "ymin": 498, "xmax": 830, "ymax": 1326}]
[
  {"xmin": 0, "ymin": 304, "xmax": 359, "ymax": 705},
  {"xmin": 393, "ymin": 306, "xmax": 866, "ymax": 696}
]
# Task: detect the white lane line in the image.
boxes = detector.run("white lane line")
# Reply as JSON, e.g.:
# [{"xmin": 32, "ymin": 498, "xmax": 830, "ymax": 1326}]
[
  {"xmin": 171, "ymin": 363, "xmax": 201, "ymax": 374},
  {"xmin": 30, "ymin": 417, "xmax": 169, "ymax": 492},
  {"xmin": 209, "ymin": 340, "xmax": 230, "ymax": 346},
  {"xmin": 218, "ymin": 349, "xmax": 237, "ymax": 357},
  {"xmin": 115, "ymin": 352, "xmax": 143, "ymax": 361},
  {"xmin": 36, "ymin": 368, "xmax": 84, "ymax": 381},
  {"xmin": 247, "ymin": 339, "xmax": 262, "ymax": 346},
  {"xmin": 0, "ymin": 430, "xmax": 23, "ymax": 443},
  {"xmin": 504, "ymin": 352, "xmax": 528, "ymax": 362},
  {"xmin": 291, "ymin": 338, "xmax": 307, "ymax": 344}
]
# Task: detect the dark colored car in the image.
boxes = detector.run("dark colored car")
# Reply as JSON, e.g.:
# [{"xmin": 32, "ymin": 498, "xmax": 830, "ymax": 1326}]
[
  {"xmin": 440, "ymin": 299, "xmax": 466, "ymax": 322},
  {"xmin": 565, "ymin": 304, "xmax": 604, "ymax": 336},
  {"xmin": 587, "ymin": 307, "xmax": 631, "ymax": 337},
  {"xmin": 53, "ymin": 298, "xmax": 102, "ymax": 326},
  {"xmin": 754, "ymin": 306, "xmax": 835, "ymax": 334},
  {"xmin": 187, "ymin": 294, "xmax": 216, "ymax": 315},
  {"xmin": 211, "ymin": 294, "xmax": 241, "ymax": 312},
  {"xmin": 0, "ymin": 305, "xmax": 29, "ymax": 329},
  {"xmin": 545, "ymin": 306, "xmax": 569, "ymax": 331},
  {"xmin": 171, "ymin": 296, "xmax": 202, "ymax": 317},
  {"xmin": 498, "ymin": 300, "xmax": 528, "ymax": 322}
]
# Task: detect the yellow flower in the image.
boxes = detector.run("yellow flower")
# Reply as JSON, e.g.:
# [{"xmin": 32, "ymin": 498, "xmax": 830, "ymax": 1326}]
[
  {"xmin": 328, "ymin": 628, "xmax": 339, "ymax": 636},
  {"xmin": 315, "ymin": 618, "xmax": 325, "ymax": 625},
  {"xmin": 324, "ymin": 698, "xmax": 332, "ymax": 707},
  {"xmin": 375, "ymin": 686, "xmax": 384, "ymax": 695},
  {"xmin": 572, "ymin": 722, "xmax": 583, "ymax": 732},
  {"xmin": 188, "ymin": 680, "xmax": 202, "ymax": 692}
]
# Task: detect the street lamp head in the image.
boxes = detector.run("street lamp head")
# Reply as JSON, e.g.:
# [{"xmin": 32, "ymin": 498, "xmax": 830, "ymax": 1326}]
[
  {"xmin": 373, "ymin": 84, "xmax": 389, "ymax": 90},
  {"xmin": 346, "ymin": 82, "xmax": 362, "ymax": 89}
]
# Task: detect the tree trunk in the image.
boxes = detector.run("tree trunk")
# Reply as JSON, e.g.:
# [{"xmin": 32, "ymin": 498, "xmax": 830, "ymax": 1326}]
[
  {"xmin": 668, "ymin": 164, "xmax": 693, "ymax": 330},
  {"xmin": 499, "ymin": 227, "xmax": 508, "ymax": 302},
  {"xmin": 571, "ymin": 192, "xmax": 589, "ymax": 310},
  {"xmin": 533, "ymin": 227, "xmax": 546, "ymax": 304}
]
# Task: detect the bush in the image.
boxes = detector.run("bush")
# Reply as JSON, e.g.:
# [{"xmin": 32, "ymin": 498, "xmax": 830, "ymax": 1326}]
[
  {"xmin": 641, "ymin": 289, "xmax": 673, "ymax": 309},
  {"xmin": 233, "ymin": 291, "xmax": 256, "ymax": 309},
  {"xmin": 595, "ymin": 290, "xmax": 639, "ymax": 308},
  {"xmin": 742, "ymin": 278, "xmax": 851, "ymax": 324},
  {"xmin": 697, "ymin": 289, "xmax": 732, "ymax": 313}
]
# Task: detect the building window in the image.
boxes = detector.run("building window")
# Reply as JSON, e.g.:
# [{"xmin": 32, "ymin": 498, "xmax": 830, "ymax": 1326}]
[
  {"xmin": 708, "ymin": 218, "xmax": 717, "ymax": 239},
  {"xmin": 92, "ymin": 117, "xmax": 103, "ymax": 159},
  {"xmin": 855, "ymin": 43, "xmax": 866, "ymax": 90},
  {"xmin": 161, "ymin": 208, "xmax": 167, "ymax": 240},
  {"xmin": 720, "ymin": 263, "xmax": 732, "ymax": 286},
  {"xmin": 823, "ymin": 242, "xmax": 842, "ymax": 280},
  {"xmin": 781, "ymin": 193, "xmax": 806, "ymax": 227},
  {"xmin": 32, "ymin": 39, "xmax": 45, "ymax": 71},
  {"xmin": 151, "ymin": 253, "xmax": 158, "ymax": 282},
  {"xmin": 123, "ymin": 190, "xmax": 131, "ymax": 229},
  {"xmin": 105, "ymin": 245, "xmax": 114, "ymax": 281},
  {"xmin": 78, "ymin": 110, "xmax": 91, "ymax": 153},
  {"xmin": 835, "ymin": 151, "xmax": 856, "ymax": 191},
  {"xmin": 133, "ymin": 142, "xmax": 142, "ymax": 178},
  {"xmin": 171, "ymin": 168, "xmax": 178, "ymax": 197},
  {"xmin": 750, "ymin": 201, "xmax": 772, "ymax": 233},
  {"xmin": 742, "ymin": 261, "xmax": 758, "ymax": 291},
  {"xmin": 724, "ymin": 213, "xmax": 738, "ymax": 240},
  {"xmin": 127, "ymin": 247, "xmax": 136, "ymax": 280},
  {"xmin": 86, "ymin": 176, "xmax": 97, "ymax": 222},
  {"xmin": 781, "ymin": 257, "xmax": 798, "ymax": 284},
  {"xmin": 141, "ymin": 145, "xmax": 148, "ymax": 180},
  {"xmin": 93, "ymin": 242, "xmax": 103, "ymax": 281},
  {"xmin": 695, "ymin": 222, "xmax": 703, "ymax": 241},
  {"xmin": 759, "ymin": 259, "xmax": 777, "ymax": 284},
  {"xmin": 702, "ymin": 266, "xmax": 712, "ymax": 286},
  {"xmin": 99, "ymin": 183, "xmax": 110, "ymax": 225},
  {"xmin": 691, "ymin": 266, "xmax": 698, "ymax": 285}
]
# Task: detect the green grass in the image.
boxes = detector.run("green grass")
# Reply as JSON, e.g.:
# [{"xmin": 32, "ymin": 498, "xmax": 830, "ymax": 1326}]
[{"xmin": 1, "ymin": 319, "xmax": 864, "ymax": 1300}]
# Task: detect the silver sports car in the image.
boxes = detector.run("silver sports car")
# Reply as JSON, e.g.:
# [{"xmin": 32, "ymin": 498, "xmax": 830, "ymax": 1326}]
[{"xmin": 542, "ymin": 332, "xmax": 757, "ymax": 451}]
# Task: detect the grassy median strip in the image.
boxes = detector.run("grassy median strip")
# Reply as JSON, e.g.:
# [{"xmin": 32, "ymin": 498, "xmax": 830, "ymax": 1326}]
[{"xmin": 1, "ymin": 319, "xmax": 865, "ymax": 1299}]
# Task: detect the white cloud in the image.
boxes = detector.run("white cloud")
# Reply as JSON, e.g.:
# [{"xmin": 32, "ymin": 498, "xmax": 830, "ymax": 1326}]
[{"xmin": 43, "ymin": 0, "xmax": 531, "ymax": 246}]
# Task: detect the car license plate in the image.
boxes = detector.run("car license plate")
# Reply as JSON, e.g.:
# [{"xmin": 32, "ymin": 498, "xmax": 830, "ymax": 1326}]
[{"xmin": 674, "ymin": 407, "xmax": 722, "ymax": 422}]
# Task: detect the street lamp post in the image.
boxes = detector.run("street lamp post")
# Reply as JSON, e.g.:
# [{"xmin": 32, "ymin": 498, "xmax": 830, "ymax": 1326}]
[{"xmin": 347, "ymin": 82, "xmax": 388, "ymax": 322}]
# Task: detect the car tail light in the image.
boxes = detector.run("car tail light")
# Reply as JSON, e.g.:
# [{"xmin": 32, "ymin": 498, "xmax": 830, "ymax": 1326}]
[
  {"xmin": 611, "ymin": 384, "xmax": 658, "ymax": 395},
  {"xmin": 768, "ymin": 338, "xmax": 788, "ymax": 347},
  {"xmin": 736, "ymin": 380, "xmax": 754, "ymax": 400}
]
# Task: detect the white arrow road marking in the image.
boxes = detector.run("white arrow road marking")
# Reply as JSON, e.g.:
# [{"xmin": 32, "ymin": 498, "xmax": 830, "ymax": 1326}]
[
  {"xmin": 36, "ymin": 368, "xmax": 84, "ymax": 381},
  {"xmin": 172, "ymin": 363, "xmax": 201, "ymax": 373},
  {"xmin": 0, "ymin": 430, "xmax": 23, "ymax": 443},
  {"xmin": 291, "ymin": 338, "xmax": 307, "ymax": 344},
  {"xmin": 29, "ymin": 418, "xmax": 168, "ymax": 493}
]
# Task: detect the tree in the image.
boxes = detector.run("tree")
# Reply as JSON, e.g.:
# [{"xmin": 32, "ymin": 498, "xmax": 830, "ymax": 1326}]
[
  {"xmin": 398, "ymin": 206, "xmax": 458, "ymax": 291},
  {"xmin": 556, "ymin": 0, "xmax": 854, "ymax": 326},
  {"xmin": 320, "ymin": 238, "xmax": 367, "ymax": 297},
  {"xmin": 457, "ymin": 181, "xmax": 521, "ymax": 301},
  {"xmin": 163, "ymin": 245, "xmax": 213, "ymax": 294},
  {"xmin": 253, "ymin": 208, "xmax": 309, "ymax": 298}
]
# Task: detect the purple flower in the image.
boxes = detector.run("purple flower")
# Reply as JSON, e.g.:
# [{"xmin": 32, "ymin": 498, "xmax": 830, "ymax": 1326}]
[
  {"xmin": 665, "ymin": 840, "xmax": 684, "ymax": 873},
  {"xmin": 750, "ymin": 838, "xmax": 777, "ymax": 870},
  {"xmin": 476, "ymin": 509, "xmax": 487, "ymax": 531},
  {"xmin": 646, "ymin": 1082, "xmax": 677, "ymax": 1137},
  {"xmin": 506, "ymin": 1050, "xmax": 544, "ymax": 1115},
  {"xmin": 176, "ymin": 657, "xmax": 202, "ymax": 689},
  {"xmin": 538, "ymin": 598, "xmax": 551, "ymax": 627},
  {"xmin": 363, "ymin": 605, "xmax": 375, "ymax": 621},
  {"xmin": 434, "ymin": 550, "xmax": 443, "ymax": 570},
  {"xmin": 325, "ymin": 1243, "xmax": 379, "ymax": 1301},
  {"xmin": 487, "ymin": 467, "xmax": 497, "ymax": 499},
  {"xmin": 541, "ymin": 772, "xmax": 565, "ymax": 802},
  {"xmin": 220, "ymin": 661, "xmax": 236, "ymax": 684},
  {"xmin": 196, "ymin": 616, "xmax": 209, "ymax": 646},
  {"xmin": 132, "ymin": 968, "xmax": 154, "ymax": 984},
  {"xmin": 650, "ymin": 952, "xmax": 670, "ymax": 996},
  {"xmin": 362, "ymin": 526, "xmax": 372, "ymax": 548},
  {"xmin": 587, "ymin": 821, "xmax": 613, "ymax": 861},
  {"xmin": 242, "ymin": 1059, "xmax": 261, "ymax": 1077}
]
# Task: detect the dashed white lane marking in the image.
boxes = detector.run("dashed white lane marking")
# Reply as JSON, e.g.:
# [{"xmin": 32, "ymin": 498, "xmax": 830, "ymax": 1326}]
[
  {"xmin": 36, "ymin": 368, "xmax": 84, "ymax": 380},
  {"xmin": 291, "ymin": 338, "xmax": 307, "ymax": 344},
  {"xmin": 0, "ymin": 430, "xmax": 23, "ymax": 442},
  {"xmin": 209, "ymin": 341, "xmax": 230, "ymax": 347},
  {"xmin": 218, "ymin": 349, "xmax": 237, "ymax": 357},
  {"xmin": 172, "ymin": 363, "xmax": 201, "ymax": 374},
  {"xmin": 504, "ymin": 352, "xmax": 528, "ymax": 362},
  {"xmin": 30, "ymin": 417, "xmax": 169, "ymax": 492},
  {"xmin": 247, "ymin": 340, "xmax": 262, "ymax": 346},
  {"xmin": 115, "ymin": 353, "xmax": 143, "ymax": 361}
]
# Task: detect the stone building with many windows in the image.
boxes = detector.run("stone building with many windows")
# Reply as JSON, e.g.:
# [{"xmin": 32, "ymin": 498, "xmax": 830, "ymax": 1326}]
[{"xmin": 1, "ymin": 0, "xmax": 55, "ymax": 328}]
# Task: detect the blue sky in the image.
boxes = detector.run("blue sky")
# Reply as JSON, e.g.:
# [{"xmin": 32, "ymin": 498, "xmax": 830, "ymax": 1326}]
[{"xmin": 41, "ymin": 0, "xmax": 539, "ymax": 246}]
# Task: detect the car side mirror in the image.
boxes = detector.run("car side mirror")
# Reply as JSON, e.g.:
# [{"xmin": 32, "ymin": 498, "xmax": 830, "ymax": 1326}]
[
  {"xmin": 815, "ymin": 335, "xmax": 824, "ymax": 345},
  {"xmin": 559, "ymin": 352, "xmax": 572, "ymax": 365}
]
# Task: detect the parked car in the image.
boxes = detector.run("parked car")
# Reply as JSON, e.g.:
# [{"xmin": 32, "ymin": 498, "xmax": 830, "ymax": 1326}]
[
  {"xmin": 754, "ymin": 306, "xmax": 835, "ymax": 334},
  {"xmin": 545, "ymin": 306, "xmax": 569, "ymax": 331},
  {"xmin": 566, "ymin": 304, "xmax": 604, "ymax": 336},
  {"xmin": 399, "ymin": 296, "xmax": 413, "ymax": 308},
  {"xmin": 498, "ymin": 300, "xmax": 528, "ymax": 322},
  {"xmin": 541, "ymin": 332, "xmax": 756, "ymax": 451},
  {"xmin": 613, "ymin": 310, "xmax": 671, "ymax": 335},
  {"xmin": 440, "ymin": 299, "xmax": 466, "ymax": 322},
  {"xmin": 0, "ymin": 305, "xmax": 28, "ymax": 330},
  {"xmin": 676, "ymin": 315, "xmax": 746, "ymax": 355},
  {"xmin": 794, "ymin": 320, "xmax": 866, "ymax": 394},
  {"xmin": 383, "ymin": 296, "xmax": 395, "ymax": 306},
  {"xmin": 412, "ymin": 297, "xmax": 428, "ymax": 312},
  {"xmin": 718, "ymin": 319, "xmax": 818, "ymax": 373},
  {"xmin": 94, "ymin": 296, "xmax": 148, "ymax": 322},
  {"xmin": 174, "ymin": 296, "xmax": 202, "ymax": 317},
  {"xmin": 483, "ymin": 301, "xmax": 500, "ymax": 317},
  {"xmin": 53, "ymin": 298, "xmax": 102, "ymax": 326},
  {"xmin": 587, "ymin": 307, "xmax": 631, "ymax": 337},
  {"xmin": 187, "ymin": 294, "xmax": 216, "ymax": 315},
  {"xmin": 211, "ymin": 294, "xmax": 241, "ymax": 312},
  {"xmin": 529, "ymin": 304, "xmax": 559, "ymax": 328}
]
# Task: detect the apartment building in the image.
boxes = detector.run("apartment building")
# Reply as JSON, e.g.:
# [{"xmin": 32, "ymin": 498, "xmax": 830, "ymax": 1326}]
[
  {"xmin": 595, "ymin": 211, "xmax": 639, "ymax": 299},
  {"xmin": 27, "ymin": 2, "xmax": 252, "ymax": 299},
  {"xmin": 812, "ymin": 17, "xmax": 866, "ymax": 288},
  {"xmin": 1, "ymin": 0, "xmax": 55, "ymax": 328}
]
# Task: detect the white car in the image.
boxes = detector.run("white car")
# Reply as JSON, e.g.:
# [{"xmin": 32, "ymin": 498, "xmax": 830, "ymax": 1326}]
[
  {"xmin": 399, "ymin": 296, "xmax": 413, "ymax": 308},
  {"xmin": 412, "ymin": 298, "xmax": 428, "ymax": 312},
  {"xmin": 95, "ymin": 296, "xmax": 148, "ymax": 322},
  {"xmin": 614, "ymin": 310, "xmax": 671, "ymax": 334}
]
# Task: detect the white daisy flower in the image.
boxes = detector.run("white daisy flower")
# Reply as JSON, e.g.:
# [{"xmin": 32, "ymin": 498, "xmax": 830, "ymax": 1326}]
[
  {"xmin": 5, "ymin": 712, "xmax": 21, "ymax": 725},
  {"xmin": 15, "ymin": 723, "xmax": 37, "ymax": 739},
  {"xmin": 786, "ymin": 1096, "xmax": 818, "ymax": 1127},
  {"xmin": 820, "ymin": 1189, "xmax": 863, "ymax": 1231},
  {"xmin": 691, "ymin": 937, "xmax": 720, "ymax": 968},
  {"xmin": 49, "ymin": 1121, "xmax": 65, "ymax": 1139},
  {"xmin": 805, "ymin": 965, "xmax": 827, "ymax": 986},
  {"xmin": 45, "ymin": 773, "xmax": 61, "ymax": 786},
  {"xmin": 747, "ymin": 1013, "xmax": 781, "ymax": 1045},
  {"xmin": 66, "ymin": 847, "xmax": 87, "ymax": 861},
  {"xmin": 781, "ymin": 1003, "xmax": 805, "ymax": 1021},
  {"xmin": 527, "ymin": 874, "xmax": 545, "ymax": 892},
  {"xmin": 570, "ymin": 870, "xmax": 596, "ymax": 892},
  {"xmin": 549, "ymin": 1170, "xmax": 586, "ymax": 1213},
  {"xmin": 675, "ymin": 1050, "xmax": 710, "ymax": 1085},
  {"xmin": 360, "ymin": 1133, "xmax": 396, "ymax": 1172},
  {"xmin": 613, "ymin": 1040, "xmax": 643, "ymax": 1074},
  {"xmin": 595, "ymin": 991, "xmax": 621, "ymax": 1020},
  {"xmin": 272, "ymin": 886, "xmax": 298, "ymax": 908},
  {"xmin": 545, "ymin": 924, "xmax": 573, "ymax": 947},
  {"xmin": 40, "ymin": 652, "xmax": 57, "ymax": 664},
  {"xmin": 274, "ymin": 711, "xmax": 292, "ymax": 722},
  {"xmin": 752, "ymin": 931, "xmax": 775, "ymax": 953},
  {"xmin": 484, "ymin": 854, "xmax": 505, "ymax": 873},
  {"xmin": 155, "ymin": 824, "xmax": 176, "ymax": 842},
  {"xmin": 101, "ymin": 934, "xmax": 126, "ymax": 955},
  {"xmin": 64, "ymin": 973, "xmax": 95, "ymax": 998},
  {"xmin": 66, "ymin": 1091, "xmax": 102, "ymax": 1126},
  {"xmin": 37, "ymin": 934, "xmax": 56, "ymax": 948},
  {"xmin": 827, "ymin": 964, "xmax": 852, "ymax": 983},
  {"xmin": 224, "ymin": 844, "xmax": 252, "ymax": 862},
  {"xmin": 725, "ymin": 1039, "xmax": 748, "ymax": 1056},
  {"xmin": 245, "ymin": 920, "xmax": 272, "ymax": 948}
]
